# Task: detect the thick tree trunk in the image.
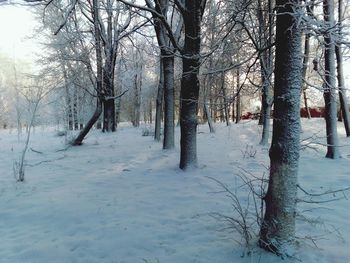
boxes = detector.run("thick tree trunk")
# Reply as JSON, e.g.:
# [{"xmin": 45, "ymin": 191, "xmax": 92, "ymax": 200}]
[
  {"xmin": 180, "ymin": 55, "xmax": 200, "ymax": 169},
  {"xmin": 102, "ymin": 98, "xmax": 116, "ymax": 132},
  {"xmin": 323, "ymin": 0, "xmax": 341, "ymax": 158},
  {"xmin": 102, "ymin": 62, "xmax": 116, "ymax": 132},
  {"xmin": 179, "ymin": 1, "xmax": 205, "ymax": 170},
  {"xmin": 259, "ymin": 0, "xmax": 303, "ymax": 254},
  {"xmin": 163, "ymin": 55, "xmax": 175, "ymax": 149},
  {"xmin": 336, "ymin": 0, "xmax": 350, "ymax": 136},
  {"xmin": 155, "ymin": 60, "xmax": 164, "ymax": 141}
]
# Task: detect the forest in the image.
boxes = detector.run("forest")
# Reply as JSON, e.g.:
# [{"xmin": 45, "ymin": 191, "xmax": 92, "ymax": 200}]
[{"xmin": 0, "ymin": 0, "xmax": 350, "ymax": 262}]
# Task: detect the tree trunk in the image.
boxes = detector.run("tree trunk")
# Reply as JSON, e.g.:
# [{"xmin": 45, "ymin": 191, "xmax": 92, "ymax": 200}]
[
  {"xmin": 102, "ymin": 62, "xmax": 116, "ymax": 132},
  {"xmin": 180, "ymin": 55, "xmax": 200, "ymax": 169},
  {"xmin": 235, "ymin": 68, "xmax": 241, "ymax": 124},
  {"xmin": 323, "ymin": 0, "xmax": 341, "ymax": 158},
  {"xmin": 103, "ymin": 98, "xmax": 116, "ymax": 132},
  {"xmin": 259, "ymin": 0, "xmax": 303, "ymax": 254},
  {"xmin": 203, "ymin": 77, "xmax": 215, "ymax": 133},
  {"xmin": 163, "ymin": 55, "xmax": 175, "ymax": 149},
  {"xmin": 155, "ymin": 59, "xmax": 164, "ymax": 141},
  {"xmin": 258, "ymin": 101, "xmax": 264, "ymax": 125},
  {"xmin": 73, "ymin": 86, "xmax": 79, "ymax": 130},
  {"xmin": 133, "ymin": 71, "xmax": 141, "ymax": 127},
  {"xmin": 115, "ymin": 59, "xmax": 123, "ymax": 127},
  {"xmin": 221, "ymin": 73, "xmax": 230, "ymax": 126},
  {"xmin": 149, "ymin": 100, "xmax": 153, "ymax": 124},
  {"xmin": 73, "ymin": 98, "xmax": 102, "ymax": 145},
  {"xmin": 62, "ymin": 64, "xmax": 73, "ymax": 130},
  {"xmin": 231, "ymin": 97, "xmax": 235, "ymax": 122},
  {"xmin": 259, "ymin": 0, "xmax": 274, "ymax": 145},
  {"xmin": 204, "ymin": 102, "xmax": 215, "ymax": 133},
  {"xmin": 260, "ymin": 83, "xmax": 272, "ymax": 145},
  {"xmin": 179, "ymin": 1, "xmax": 205, "ymax": 170},
  {"xmin": 72, "ymin": 0, "xmax": 103, "ymax": 145},
  {"xmin": 302, "ymin": 34, "xmax": 312, "ymax": 119},
  {"xmin": 336, "ymin": 0, "xmax": 350, "ymax": 136},
  {"xmin": 301, "ymin": 1, "xmax": 314, "ymax": 120}
]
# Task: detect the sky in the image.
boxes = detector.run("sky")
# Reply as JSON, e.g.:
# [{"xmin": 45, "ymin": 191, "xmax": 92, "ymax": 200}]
[{"xmin": 0, "ymin": 4, "xmax": 39, "ymax": 63}]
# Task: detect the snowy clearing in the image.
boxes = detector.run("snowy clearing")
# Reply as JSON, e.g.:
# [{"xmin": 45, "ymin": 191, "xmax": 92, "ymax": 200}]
[{"xmin": 0, "ymin": 119, "xmax": 349, "ymax": 263}]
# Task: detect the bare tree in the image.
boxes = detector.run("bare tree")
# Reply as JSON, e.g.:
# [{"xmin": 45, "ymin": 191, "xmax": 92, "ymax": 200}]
[
  {"xmin": 118, "ymin": 0, "xmax": 207, "ymax": 169},
  {"xmin": 143, "ymin": 0, "xmax": 183, "ymax": 149},
  {"xmin": 72, "ymin": 0, "xmax": 103, "ymax": 145}
]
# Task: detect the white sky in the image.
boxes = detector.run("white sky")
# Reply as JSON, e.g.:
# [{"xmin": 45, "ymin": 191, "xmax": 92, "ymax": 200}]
[{"xmin": 0, "ymin": 5, "xmax": 39, "ymax": 62}]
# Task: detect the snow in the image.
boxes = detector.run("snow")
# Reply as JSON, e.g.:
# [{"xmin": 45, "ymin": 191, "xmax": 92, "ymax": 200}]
[{"xmin": 0, "ymin": 119, "xmax": 349, "ymax": 262}]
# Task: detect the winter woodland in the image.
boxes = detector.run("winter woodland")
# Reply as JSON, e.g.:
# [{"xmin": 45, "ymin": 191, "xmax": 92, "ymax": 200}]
[{"xmin": 0, "ymin": 0, "xmax": 350, "ymax": 262}]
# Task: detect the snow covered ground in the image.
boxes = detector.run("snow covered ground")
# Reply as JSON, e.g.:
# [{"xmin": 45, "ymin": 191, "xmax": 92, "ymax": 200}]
[{"xmin": 0, "ymin": 119, "xmax": 349, "ymax": 263}]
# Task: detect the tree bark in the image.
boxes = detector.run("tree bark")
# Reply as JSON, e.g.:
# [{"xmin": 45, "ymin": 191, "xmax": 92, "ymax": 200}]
[
  {"xmin": 133, "ymin": 72, "xmax": 141, "ymax": 127},
  {"xmin": 62, "ymin": 64, "xmax": 73, "ymax": 130},
  {"xmin": 221, "ymin": 72, "xmax": 230, "ymax": 126},
  {"xmin": 155, "ymin": 59, "xmax": 164, "ymax": 141},
  {"xmin": 73, "ymin": 98, "xmax": 102, "ymax": 145},
  {"xmin": 73, "ymin": 85, "xmax": 79, "ymax": 130},
  {"xmin": 258, "ymin": 0, "xmax": 273, "ymax": 145},
  {"xmin": 102, "ymin": 98, "xmax": 116, "ymax": 132},
  {"xmin": 235, "ymin": 68, "xmax": 241, "ymax": 124},
  {"xmin": 163, "ymin": 55, "xmax": 175, "ymax": 149},
  {"xmin": 179, "ymin": 0, "xmax": 206, "ymax": 170},
  {"xmin": 202, "ymin": 76, "xmax": 215, "ymax": 132},
  {"xmin": 323, "ymin": 0, "xmax": 341, "ymax": 158},
  {"xmin": 102, "ymin": 57, "xmax": 116, "ymax": 132},
  {"xmin": 148, "ymin": 0, "xmax": 177, "ymax": 149},
  {"xmin": 301, "ymin": 1, "xmax": 314, "ymax": 120},
  {"xmin": 259, "ymin": 0, "xmax": 303, "ymax": 254},
  {"xmin": 336, "ymin": 0, "xmax": 350, "ymax": 136},
  {"xmin": 301, "ymin": 32, "xmax": 311, "ymax": 119}
]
